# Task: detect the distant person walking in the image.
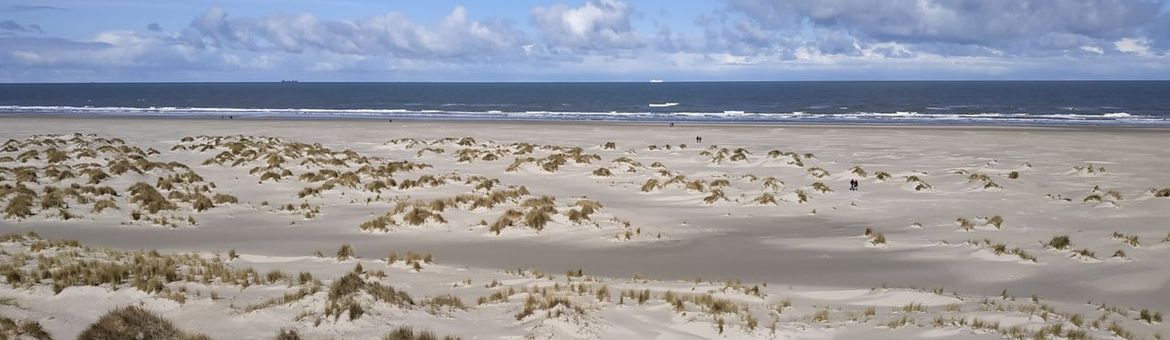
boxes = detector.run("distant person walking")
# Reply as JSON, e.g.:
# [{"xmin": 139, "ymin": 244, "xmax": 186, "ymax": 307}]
[
  {"xmin": 849, "ymin": 179, "xmax": 859, "ymax": 191},
  {"xmin": 695, "ymin": 136, "xmax": 702, "ymax": 143}
]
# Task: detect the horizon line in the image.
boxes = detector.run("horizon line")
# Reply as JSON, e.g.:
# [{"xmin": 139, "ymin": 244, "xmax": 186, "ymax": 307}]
[{"xmin": 3, "ymin": 79, "xmax": 1170, "ymax": 85}]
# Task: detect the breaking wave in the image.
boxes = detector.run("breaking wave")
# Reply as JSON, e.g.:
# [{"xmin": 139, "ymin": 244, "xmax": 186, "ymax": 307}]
[{"xmin": 0, "ymin": 105, "xmax": 1165, "ymax": 126}]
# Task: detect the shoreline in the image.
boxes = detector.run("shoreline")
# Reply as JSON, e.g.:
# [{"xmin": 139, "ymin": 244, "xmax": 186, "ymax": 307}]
[{"xmin": 5, "ymin": 114, "xmax": 1170, "ymax": 133}]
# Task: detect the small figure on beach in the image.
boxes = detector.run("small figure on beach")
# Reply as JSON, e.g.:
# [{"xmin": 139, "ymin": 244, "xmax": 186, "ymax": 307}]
[
  {"xmin": 669, "ymin": 122, "xmax": 675, "ymax": 127},
  {"xmin": 695, "ymin": 136, "xmax": 702, "ymax": 143},
  {"xmin": 849, "ymin": 179, "xmax": 859, "ymax": 191}
]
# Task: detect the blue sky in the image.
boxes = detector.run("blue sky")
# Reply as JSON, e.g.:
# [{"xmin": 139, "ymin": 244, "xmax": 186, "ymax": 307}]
[{"xmin": 1, "ymin": 0, "xmax": 1168, "ymax": 82}]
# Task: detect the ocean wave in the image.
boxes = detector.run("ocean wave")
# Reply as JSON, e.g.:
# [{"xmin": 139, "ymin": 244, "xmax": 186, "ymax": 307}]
[
  {"xmin": 649, "ymin": 102, "xmax": 679, "ymax": 107},
  {"xmin": 0, "ymin": 105, "xmax": 1165, "ymax": 126}
]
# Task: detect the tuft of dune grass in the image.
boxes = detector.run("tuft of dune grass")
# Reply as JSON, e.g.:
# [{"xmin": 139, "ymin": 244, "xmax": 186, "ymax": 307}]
[
  {"xmin": 4, "ymin": 194, "xmax": 36, "ymax": 219},
  {"xmin": 0, "ymin": 315, "xmax": 52, "ymax": 340},
  {"xmin": 986, "ymin": 215, "xmax": 1004, "ymax": 229},
  {"xmin": 1046, "ymin": 235, "xmax": 1071, "ymax": 250},
  {"xmin": 336, "ymin": 244, "xmax": 356, "ymax": 261},
  {"xmin": 192, "ymin": 194, "xmax": 215, "ymax": 212},
  {"xmin": 702, "ymin": 190, "xmax": 726, "ymax": 204},
  {"xmin": 384, "ymin": 326, "xmax": 461, "ymax": 340},
  {"xmin": 91, "ymin": 199, "xmax": 119, "ymax": 214},
  {"xmin": 128, "ymin": 182, "xmax": 176, "ymax": 214},
  {"xmin": 79, "ymin": 306, "xmax": 209, "ymax": 340},
  {"xmin": 850, "ymin": 166, "xmax": 867, "ymax": 177},
  {"xmin": 795, "ymin": 190, "xmax": 809, "ymax": 203},
  {"xmin": 640, "ymin": 179, "xmax": 660, "ymax": 192}
]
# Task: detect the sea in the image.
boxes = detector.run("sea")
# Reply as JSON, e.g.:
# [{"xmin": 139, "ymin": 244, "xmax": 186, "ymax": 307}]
[{"xmin": 1, "ymin": 81, "xmax": 1168, "ymax": 126}]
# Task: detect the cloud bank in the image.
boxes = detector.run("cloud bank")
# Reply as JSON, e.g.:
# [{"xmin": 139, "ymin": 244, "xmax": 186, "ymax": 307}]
[{"xmin": 0, "ymin": 0, "xmax": 1167, "ymax": 81}]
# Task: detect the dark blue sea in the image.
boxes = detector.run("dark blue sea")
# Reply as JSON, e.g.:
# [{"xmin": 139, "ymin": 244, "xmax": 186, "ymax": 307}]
[{"xmin": 1, "ymin": 81, "xmax": 1168, "ymax": 125}]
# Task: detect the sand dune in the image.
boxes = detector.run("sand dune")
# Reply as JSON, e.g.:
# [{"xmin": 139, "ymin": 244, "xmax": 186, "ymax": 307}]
[{"xmin": 1, "ymin": 117, "xmax": 1168, "ymax": 339}]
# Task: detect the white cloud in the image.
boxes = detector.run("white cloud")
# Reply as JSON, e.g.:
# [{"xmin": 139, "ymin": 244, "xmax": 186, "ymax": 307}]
[
  {"xmin": 190, "ymin": 6, "xmax": 526, "ymax": 61},
  {"xmin": 1114, "ymin": 38, "xmax": 1151, "ymax": 55},
  {"xmin": 531, "ymin": 0, "xmax": 642, "ymax": 51}
]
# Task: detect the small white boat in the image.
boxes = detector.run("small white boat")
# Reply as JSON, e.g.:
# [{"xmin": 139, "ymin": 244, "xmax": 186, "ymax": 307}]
[{"xmin": 649, "ymin": 79, "xmax": 664, "ymax": 83}]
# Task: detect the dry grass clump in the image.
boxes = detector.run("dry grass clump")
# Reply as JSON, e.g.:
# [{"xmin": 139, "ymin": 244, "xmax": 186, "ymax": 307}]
[
  {"xmin": 421, "ymin": 294, "xmax": 467, "ymax": 313},
  {"xmin": 192, "ymin": 194, "xmax": 215, "ymax": 212},
  {"xmin": 968, "ymin": 173, "xmax": 1001, "ymax": 189},
  {"xmin": 967, "ymin": 239, "xmax": 1037, "ymax": 262},
  {"xmin": 1153, "ymin": 188, "xmax": 1170, "ymax": 197},
  {"xmin": 3, "ymin": 194, "xmax": 35, "ymax": 219},
  {"xmin": 0, "ymin": 232, "xmax": 301, "ymax": 294},
  {"xmin": 685, "ymin": 180, "xmax": 706, "ymax": 192},
  {"xmin": 1081, "ymin": 191, "xmax": 1118, "ymax": 205},
  {"xmin": 485, "ymin": 209, "xmax": 522, "ymax": 235},
  {"xmin": 399, "ymin": 206, "xmax": 447, "ymax": 226},
  {"xmin": 243, "ymin": 284, "xmax": 322, "ymax": 312},
  {"xmin": 1007, "ymin": 171, "xmax": 1020, "ymax": 179},
  {"xmin": 336, "ymin": 244, "xmax": 356, "ymax": 261},
  {"xmin": 591, "ymin": 167, "xmax": 612, "ymax": 177},
  {"xmin": 522, "ymin": 207, "xmax": 553, "ymax": 231},
  {"xmin": 611, "ymin": 156, "xmax": 642, "ymax": 168},
  {"xmin": 904, "ymin": 175, "xmax": 933, "ymax": 191},
  {"xmin": 702, "ymin": 189, "xmax": 726, "ymax": 204},
  {"xmin": 385, "ymin": 251, "xmax": 433, "ymax": 271},
  {"xmin": 361, "ymin": 216, "xmax": 396, "ymax": 232},
  {"xmin": 794, "ymin": 190, "xmax": 809, "ymax": 203},
  {"xmin": 274, "ymin": 328, "xmax": 303, "ymax": 340},
  {"xmin": 1111, "ymin": 232, "xmax": 1140, "ymax": 247},
  {"xmin": 810, "ymin": 182, "xmax": 832, "ymax": 193},
  {"xmin": 574, "ymin": 199, "xmax": 603, "ymax": 216},
  {"xmin": 92, "ymin": 198, "xmax": 119, "ymax": 213},
  {"xmin": 850, "ymin": 166, "xmax": 867, "ymax": 177},
  {"xmin": 128, "ymin": 182, "xmax": 177, "ymax": 214},
  {"xmin": 79, "ymin": 306, "xmax": 209, "ymax": 340},
  {"xmin": 901, "ymin": 302, "xmax": 926, "ymax": 313},
  {"xmin": 325, "ymin": 270, "xmax": 414, "ymax": 321},
  {"xmin": 384, "ymin": 326, "xmax": 462, "ymax": 340},
  {"xmin": 514, "ymin": 293, "xmax": 588, "ymax": 321},
  {"xmin": 1073, "ymin": 164, "xmax": 1106, "ymax": 174},
  {"xmin": 506, "ymin": 157, "xmax": 536, "ymax": 172},
  {"xmin": 640, "ymin": 178, "xmax": 660, "ymax": 192},
  {"xmin": 868, "ymin": 231, "xmax": 886, "ymax": 246},
  {"xmin": 602, "ymin": 142, "xmax": 616, "ymax": 150},
  {"xmin": 985, "ymin": 215, "xmax": 1004, "ymax": 229},
  {"xmin": 956, "ymin": 217, "xmax": 974, "ymax": 231},
  {"xmin": 729, "ymin": 148, "xmax": 750, "ymax": 161},
  {"xmin": 806, "ymin": 167, "xmax": 829, "ymax": 178},
  {"xmin": 761, "ymin": 176, "xmax": 783, "ymax": 191},
  {"xmin": 212, "ymin": 193, "xmax": 238, "ymax": 204},
  {"xmin": 753, "ymin": 193, "xmax": 777, "ymax": 205},
  {"xmin": 1046, "ymin": 235, "xmax": 1071, "ymax": 250},
  {"xmin": 1071, "ymin": 248, "xmax": 1096, "ymax": 259},
  {"xmin": 0, "ymin": 315, "xmax": 51, "ymax": 340},
  {"xmin": 766, "ymin": 150, "xmax": 804, "ymax": 167},
  {"xmin": 1139, "ymin": 309, "xmax": 1163, "ymax": 323}
]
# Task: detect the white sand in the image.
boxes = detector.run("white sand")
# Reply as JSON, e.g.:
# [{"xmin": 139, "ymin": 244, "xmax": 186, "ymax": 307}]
[{"xmin": 1, "ymin": 116, "xmax": 1168, "ymax": 339}]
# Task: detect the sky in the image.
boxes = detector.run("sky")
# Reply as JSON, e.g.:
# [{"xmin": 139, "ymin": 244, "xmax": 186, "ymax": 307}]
[{"xmin": 1, "ymin": 0, "xmax": 1169, "ymax": 82}]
